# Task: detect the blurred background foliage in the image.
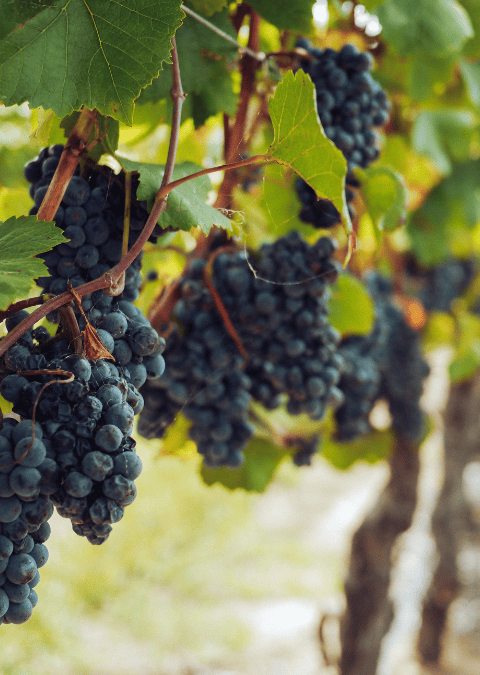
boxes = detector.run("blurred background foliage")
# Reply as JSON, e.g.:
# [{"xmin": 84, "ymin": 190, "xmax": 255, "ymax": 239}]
[{"xmin": 1, "ymin": 0, "xmax": 480, "ymax": 671}]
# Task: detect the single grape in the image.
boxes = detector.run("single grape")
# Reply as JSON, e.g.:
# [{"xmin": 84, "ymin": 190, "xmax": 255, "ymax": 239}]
[
  {"xmin": 13, "ymin": 438, "xmax": 47, "ymax": 468},
  {"xmin": 5, "ymin": 553, "xmax": 37, "ymax": 585},
  {"xmin": 81, "ymin": 452, "xmax": 114, "ymax": 482},
  {"xmin": 113, "ymin": 452, "xmax": 142, "ymax": 480},
  {"xmin": 30, "ymin": 543, "xmax": 48, "ymax": 569}
]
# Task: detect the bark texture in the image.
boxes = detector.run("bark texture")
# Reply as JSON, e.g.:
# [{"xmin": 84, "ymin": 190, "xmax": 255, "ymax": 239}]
[
  {"xmin": 417, "ymin": 375, "xmax": 480, "ymax": 664},
  {"xmin": 339, "ymin": 438, "xmax": 420, "ymax": 675}
]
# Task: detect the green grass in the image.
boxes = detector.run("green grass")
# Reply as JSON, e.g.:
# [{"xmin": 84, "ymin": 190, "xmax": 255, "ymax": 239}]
[{"xmin": 0, "ymin": 440, "xmax": 343, "ymax": 674}]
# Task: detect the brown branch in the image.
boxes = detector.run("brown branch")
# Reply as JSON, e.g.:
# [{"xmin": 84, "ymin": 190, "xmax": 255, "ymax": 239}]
[
  {"xmin": 339, "ymin": 436, "xmax": 420, "ymax": 675},
  {"xmin": 203, "ymin": 249, "xmax": 248, "ymax": 360},
  {"xmin": 417, "ymin": 375, "xmax": 480, "ymax": 664},
  {"xmin": 0, "ymin": 295, "xmax": 51, "ymax": 324},
  {"xmin": 215, "ymin": 9, "xmax": 261, "ymax": 211},
  {"xmin": 56, "ymin": 304, "xmax": 83, "ymax": 355},
  {"xmin": 223, "ymin": 113, "xmax": 231, "ymax": 161},
  {"xmin": 36, "ymin": 107, "xmax": 99, "ymax": 222},
  {"xmin": 0, "ymin": 37, "xmax": 186, "ymax": 357},
  {"xmin": 148, "ymin": 279, "xmax": 182, "ymax": 333},
  {"xmin": 159, "ymin": 36, "xmax": 186, "ymax": 193}
]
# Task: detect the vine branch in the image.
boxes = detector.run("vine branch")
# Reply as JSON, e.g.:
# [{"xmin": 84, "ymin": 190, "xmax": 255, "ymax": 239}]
[
  {"xmin": 36, "ymin": 107, "xmax": 99, "ymax": 222},
  {"xmin": 0, "ymin": 37, "xmax": 185, "ymax": 358},
  {"xmin": 181, "ymin": 4, "xmax": 265, "ymax": 61},
  {"xmin": 215, "ymin": 9, "xmax": 261, "ymax": 211}
]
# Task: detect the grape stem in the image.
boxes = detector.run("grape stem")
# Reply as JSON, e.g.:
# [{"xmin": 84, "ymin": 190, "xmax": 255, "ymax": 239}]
[
  {"xmin": 0, "ymin": 37, "xmax": 183, "ymax": 358},
  {"xmin": 0, "ymin": 37, "xmax": 268, "ymax": 357},
  {"xmin": 203, "ymin": 247, "xmax": 248, "ymax": 360},
  {"xmin": 121, "ymin": 171, "xmax": 132, "ymax": 261},
  {"xmin": 215, "ymin": 9, "xmax": 261, "ymax": 212},
  {"xmin": 56, "ymin": 305, "xmax": 83, "ymax": 355},
  {"xmin": 36, "ymin": 107, "xmax": 99, "ymax": 223},
  {"xmin": 0, "ymin": 294, "xmax": 52, "ymax": 323},
  {"xmin": 180, "ymin": 4, "xmax": 265, "ymax": 61},
  {"xmin": 0, "ymin": 368, "xmax": 74, "ymax": 470}
]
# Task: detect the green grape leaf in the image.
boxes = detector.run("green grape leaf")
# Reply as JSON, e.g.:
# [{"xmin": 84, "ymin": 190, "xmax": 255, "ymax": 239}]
[
  {"xmin": 407, "ymin": 198, "xmax": 450, "ymax": 265},
  {"xmin": 0, "ymin": 1, "xmax": 50, "ymax": 40},
  {"xmin": 459, "ymin": 59, "xmax": 480, "ymax": 106},
  {"xmin": 412, "ymin": 110, "xmax": 477, "ymax": 174},
  {"xmin": 268, "ymin": 70, "xmax": 350, "ymax": 237},
  {"xmin": 0, "ymin": 0, "xmax": 184, "ymax": 125},
  {"xmin": 328, "ymin": 274, "xmax": 375, "ymax": 337},
  {"xmin": 185, "ymin": 0, "xmax": 229, "ymax": 17},
  {"xmin": 461, "ymin": 0, "xmax": 480, "ymax": 57},
  {"xmin": 248, "ymin": 0, "xmax": 315, "ymax": 31},
  {"xmin": 408, "ymin": 55, "xmax": 455, "ymax": 102},
  {"xmin": 60, "ymin": 113, "xmax": 119, "ymax": 162},
  {"xmin": 321, "ymin": 429, "xmax": 394, "ymax": 470},
  {"xmin": 160, "ymin": 413, "xmax": 197, "ymax": 460},
  {"xmin": 118, "ymin": 157, "xmax": 233, "ymax": 235},
  {"xmin": 360, "ymin": 0, "xmax": 385, "ymax": 8},
  {"xmin": 407, "ymin": 160, "xmax": 480, "ymax": 264},
  {"xmin": 259, "ymin": 163, "xmax": 315, "ymax": 240},
  {"xmin": 423, "ymin": 311, "xmax": 456, "ymax": 348},
  {"xmin": 0, "ymin": 216, "xmax": 65, "ymax": 310},
  {"xmin": 359, "ymin": 165, "xmax": 407, "ymax": 233},
  {"xmin": 200, "ymin": 438, "xmax": 288, "ymax": 492},
  {"xmin": 138, "ymin": 9, "xmax": 236, "ymax": 125},
  {"xmin": 189, "ymin": 61, "xmax": 238, "ymax": 128},
  {"xmin": 449, "ymin": 311, "xmax": 480, "ymax": 382},
  {"xmin": 376, "ymin": 0, "xmax": 473, "ymax": 57}
]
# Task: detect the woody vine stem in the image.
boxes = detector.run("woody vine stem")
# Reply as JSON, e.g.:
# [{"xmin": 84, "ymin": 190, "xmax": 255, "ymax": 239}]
[{"xmin": 0, "ymin": 36, "xmax": 266, "ymax": 359}]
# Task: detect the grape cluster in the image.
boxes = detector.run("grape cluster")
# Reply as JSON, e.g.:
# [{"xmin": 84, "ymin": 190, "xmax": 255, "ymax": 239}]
[
  {"xmin": 138, "ymin": 260, "xmax": 253, "ymax": 468},
  {"xmin": 26, "ymin": 144, "xmax": 160, "ymax": 307},
  {"xmin": 334, "ymin": 273, "xmax": 430, "ymax": 442},
  {"xmin": 139, "ymin": 232, "xmax": 345, "ymax": 466},
  {"xmin": 404, "ymin": 257, "xmax": 476, "ymax": 313},
  {"xmin": 24, "ymin": 145, "xmax": 166, "ymax": 395},
  {"xmin": 212, "ymin": 232, "xmax": 344, "ymax": 416},
  {"xmin": 294, "ymin": 39, "xmax": 390, "ymax": 229},
  {"xmin": 0, "ymin": 147, "xmax": 166, "ymax": 549},
  {"xmin": 0, "ymin": 144, "xmax": 168, "ymax": 625},
  {"xmin": 0, "ymin": 418, "xmax": 53, "ymax": 625},
  {"xmin": 0, "ymin": 317, "xmax": 148, "ymax": 546},
  {"xmin": 296, "ymin": 171, "xmax": 360, "ymax": 229},
  {"xmin": 287, "ymin": 434, "xmax": 321, "ymax": 467}
]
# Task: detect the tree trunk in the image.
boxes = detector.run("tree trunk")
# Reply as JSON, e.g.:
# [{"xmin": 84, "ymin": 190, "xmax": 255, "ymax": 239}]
[
  {"xmin": 339, "ymin": 437, "xmax": 420, "ymax": 675},
  {"xmin": 417, "ymin": 375, "xmax": 480, "ymax": 664}
]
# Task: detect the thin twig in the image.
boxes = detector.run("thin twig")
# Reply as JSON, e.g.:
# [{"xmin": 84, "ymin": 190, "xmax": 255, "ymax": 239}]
[
  {"xmin": 181, "ymin": 4, "xmax": 265, "ymax": 61},
  {"xmin": 30, "ymin": 371, "xmax": 75, "ymax": 446},
  {"xmin": 215, "ymin": 10, "xmax": 261, "ymax": 211},
  {"xmin": 56, "ymin": 305, "xmax": 83, "ymax": 355},
  {"xmin": 160, "ymin": 36, "xmax": 185, "ymax": 194},
  {"xmin": 0, "ymin": 37, "xmax": 187, "ymax": 358},
  {"xmin": 203, "ymin": 248, "xmax": 248, "ymax": 360},
  {"xmin": 122, "ymin": 171, "xmax": 132, "ymax": 259},
  {"xmin": 158, "ymin": 154, "xmax": 268, "ymax": 196},
  {"xmin": 0, "ymin": 295, "xmax": 51, "ymax": 324},
  {"xmin": 0, "ymin": 369, "xmax": 74, "ymax": 471}
]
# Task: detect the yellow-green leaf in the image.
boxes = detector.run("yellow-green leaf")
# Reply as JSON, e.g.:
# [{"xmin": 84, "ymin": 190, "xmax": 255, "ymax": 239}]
[
  {"xmin": 328, "ymin": 274, "xmax": 375, "ymax": 337},
  {"xmin": 267, "ymin": 70, "xmax": 350, "ymax": 237},
  {"xmin": 0, "ymin": 215, "xmax": 65, "ymax": 310}
]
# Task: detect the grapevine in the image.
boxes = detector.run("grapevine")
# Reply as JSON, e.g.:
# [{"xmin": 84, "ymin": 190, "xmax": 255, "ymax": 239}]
[{"xmin": 0, "ymin": 4, "xmax": 477, "ymax": 675}]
